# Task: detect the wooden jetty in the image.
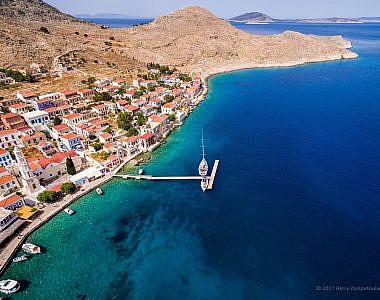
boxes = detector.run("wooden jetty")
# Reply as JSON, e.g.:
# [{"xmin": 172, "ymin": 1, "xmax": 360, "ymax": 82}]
[{"xmin": 113, "ymin": 160, "xmax": 220, "ymax": 190}]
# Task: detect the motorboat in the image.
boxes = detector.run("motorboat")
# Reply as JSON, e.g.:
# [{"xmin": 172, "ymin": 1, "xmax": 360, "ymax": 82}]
[
  {"xmin": 22, "ymin": 243, "xmax": 41, "ymax": 254},
  {"xmin": 138, "ymin": 169, "xmax": 144, "ymax": 175},
  {"xmin": 12, "ymin": 255, "xmax": 28, "ymax": 263},
  {"xmin": 64, "ymin": 208, "xmax": 75, "ymax": 215},
  {"xmin": 96, "ymin": 188, "xmax": 103, "ymax": 195},
  {"xmin": 0, "ymin": 279, "xmax": 20, "ymax": 294}
]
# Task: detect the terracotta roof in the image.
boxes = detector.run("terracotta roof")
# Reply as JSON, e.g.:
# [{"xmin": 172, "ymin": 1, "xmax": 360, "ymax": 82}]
[
  {"xmin": 0, "ymin": 148, "xmax": 8, "ymax": 155},
  {"xmin": 93, "ymin": 104, "xmax": 106, "ymax": 110},
  {"xmin": 48, "ymin": 184, "xmax": 62, "ymax": 192},
  {"xmin": 78, "ymin": 89, "xmax": 93, "ymax": 94},
  {"xmin": 0, "ymin": 194, "xmax": 22, "ymax": 208},
  {"xmin": 18, "ymin": 90, "xmax": 37, "ymax": 98},
  {"xmin": 62, "ymin": 90, "xmax": 77, "ymax": 96},
  {"xmin": 100, "ymin": 132, "xmax": 112, "ymax": 139},
  {"xmin": 36, "ymin": 98, "xmax": 51, "ymax": 103},
  {"xmin": 0, "ymin": 174, "xmax": 15, "ymax": 185},
  {"xmin": 20, "ymin": 132, "xmax": 44, "ymax": 140},
  {"xmin": 53, "ymin": 123, "xmax": 69, "ymax": 131},
  {"xmin": 162, "ymin": 102, "xmax": 176, "ymax": 109},
  {"xmin": 0, "ymin": 166, "xmax": 7, "ymax": 173},
  {"xmin": 29, "ymin": 161, "xmax": 42, "ymax": 172},
  {"xmin": 44, "ymin": 107, "xmax": 60, "ymax": 113},
  {"xmin": 61, "ymin": 133, "xmax": 79, "ymax": 140},
  {"xmin": 123, "ymin": 136, "xmax": 138, "ymax": 143},
  {"xmin": 1, "ymin": 112, "xmax": 21, "ymax": 119},
  {"xmin": 10, "ymin": 103, "xmax": 27, "ymax": 109},
  {"xmin": 63, "ymin": 113, "xmax": 82, "ymax": 120},
  {"xmin": 0, "ymin": 129, "xmax": 18, "ymax": 136},
  {"xmin": 124, "ymin": 105, "xmax": 139, "ymax": 111},
  {"xmin": 37, "ymin": 151, "xmax": 78, "ymax": 169},
  {"xmin": 140, "ymin": 133, "xmax": 154, "ymax": 140}
]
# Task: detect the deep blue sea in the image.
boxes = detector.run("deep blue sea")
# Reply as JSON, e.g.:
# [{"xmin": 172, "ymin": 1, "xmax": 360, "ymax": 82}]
[{"xmin": 2, "ymin": 21, "xmax": 380, "ymax": 299}]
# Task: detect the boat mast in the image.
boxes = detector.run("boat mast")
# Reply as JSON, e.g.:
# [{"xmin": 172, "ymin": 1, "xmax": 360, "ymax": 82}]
[{"xmin": 201, "ymin": 129, "xmax": 205, "ymax": 159}]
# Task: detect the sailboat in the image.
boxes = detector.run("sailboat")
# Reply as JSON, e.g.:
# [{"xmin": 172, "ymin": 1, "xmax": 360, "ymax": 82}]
[{"xmin": 198, "ymin": 130, "xmax": 209, "ymax": 192}]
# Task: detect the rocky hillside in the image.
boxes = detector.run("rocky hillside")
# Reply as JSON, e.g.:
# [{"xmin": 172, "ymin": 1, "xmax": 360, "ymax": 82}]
[
  {"xmin": 0, "ymin": 0, "xmax": 77, "ymax": 21},
  {"xmin": 0, "ymin": 2, "xmax": 357, "ymax": 80}
]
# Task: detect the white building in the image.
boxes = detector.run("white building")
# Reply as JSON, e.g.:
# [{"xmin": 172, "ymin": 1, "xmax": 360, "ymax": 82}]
[
  {"xmin": 22, "ymin": 111, "xmax": 50, "ymax": 129},
  {"xmin": 69, "ymin": 166, "xmax": 106, "ymax": 187},
  {"xmin": 0, "ymin": 129, "xmax": 21, "ymax": 149},
  {"xmin": 0, "ymin": 207, "xmax": 18, "ymax": 231},
  {"xmin": 0, "ymin": 149, "xmax": 13, "ymax": 167}
]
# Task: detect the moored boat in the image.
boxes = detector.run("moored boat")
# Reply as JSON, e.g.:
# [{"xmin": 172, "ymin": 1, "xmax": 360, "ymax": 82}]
[
  {"xmin": 22, "ymin": 243, "xmax": 41, "ymax": 254},
  {"xmin": 200, "ymin": 178, "xmax": 208, "ymax": 192},
  {"xmin": 96, "ymin": 188, "xmax": 103, "ymax": 195},
  {"xmin": 64, "ymin": 208, "xmax": 75, "ymax": 215},
  {"xmin": 12, "ymin": 255, "xmax": 28, "ymax": 263},
  {"xmin": 138, "ymin": 169, "xmax": 144, "ymax": 175},
  {"xmin": 0, "ymin": 279, "xmax": 20, "ymax": 294}
]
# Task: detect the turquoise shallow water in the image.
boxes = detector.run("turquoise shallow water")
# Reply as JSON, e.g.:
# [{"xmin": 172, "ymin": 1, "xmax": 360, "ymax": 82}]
[{"xmin": 2, "ymin": 23, "xmax": 380, "ymax": 299}]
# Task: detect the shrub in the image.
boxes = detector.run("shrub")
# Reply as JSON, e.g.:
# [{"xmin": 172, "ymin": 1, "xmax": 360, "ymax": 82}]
[{"xmin": 39, "ymin": 26, "xmax": 50, "ymax": 34}]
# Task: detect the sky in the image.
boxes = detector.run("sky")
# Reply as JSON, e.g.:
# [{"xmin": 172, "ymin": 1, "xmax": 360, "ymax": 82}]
[{"xmin": 45, "ymin": 0, "xmax": 380, "ymax": 19}]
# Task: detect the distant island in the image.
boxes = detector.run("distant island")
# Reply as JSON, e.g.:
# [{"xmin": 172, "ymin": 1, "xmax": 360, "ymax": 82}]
[{"xmin": 230, "ymin": 12, "xmax": 380, "ymax": 24}]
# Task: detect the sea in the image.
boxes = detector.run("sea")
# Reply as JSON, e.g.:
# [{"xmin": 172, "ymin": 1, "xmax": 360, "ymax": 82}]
[{"xmin": 2, "ymin": 19, "xmax": 380, "ymax": 300}]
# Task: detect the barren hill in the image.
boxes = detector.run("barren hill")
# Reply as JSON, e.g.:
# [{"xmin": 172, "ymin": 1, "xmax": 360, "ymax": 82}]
[{"xmin": 0, "ymin": 2, "xmax": 357, "ymax": 81}]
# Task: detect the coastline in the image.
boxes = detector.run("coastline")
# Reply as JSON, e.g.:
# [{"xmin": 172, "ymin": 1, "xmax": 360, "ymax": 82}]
[
  {"xmin": 0, "ymin": 52, "xmax": 357, "ymax": 278},
  {"xmin": 0, "ymin": 84, "xmax": 209, "ymax": 277},
  {"xmin": 0, "ymin": 175, "xmax": 114, "ymax": 276},
  {"xmin": 202, "ymin": 53, "xmax": 358, "ymax": 82}
]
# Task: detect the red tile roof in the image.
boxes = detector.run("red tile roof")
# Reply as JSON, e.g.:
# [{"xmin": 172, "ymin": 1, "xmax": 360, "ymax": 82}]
[
  {"xmin": 0, "ymin": 194, "xmax": 22, "ymax": 208},
  {"xmin": 1, "ymin": 112, "xmax": 21, "ymax": 119},
  {"xmin": 53, "ymin": 123, "xmax": 69, "ymax": 131},
  {"xmin": 37, "ymin": 151, "xmax": 78, "ymax": 169},
  {"xmin": 61, "ymin": 133, "xmax": 79, "ymax": 140},
  {"xmin": 0, "ymin": 174, "xmax": 15, "ymax": 185},
  {"xmin": 18, "ymin": 90, "xmax": 37, "ymax": 98},
  {"xmin": 140, "ymin": 133, "xmax": 154, "ymax": 140}
]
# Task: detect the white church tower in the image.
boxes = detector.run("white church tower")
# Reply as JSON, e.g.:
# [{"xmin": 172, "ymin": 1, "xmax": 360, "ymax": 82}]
[{"xmin": 14, "ymin": 146, "xmax": 42, "ymax": 195}]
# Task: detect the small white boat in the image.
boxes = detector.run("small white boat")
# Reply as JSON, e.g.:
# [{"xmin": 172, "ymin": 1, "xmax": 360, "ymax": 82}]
[
  {"xmin": 138, "ymin": 169, "xmax": 144, "ymax": 175},
  {"xmin": 200, "ymin": 177, "xmax": 208, "ymax": 192},
  {"xmin": 64, "ymin": 208, "xmax": 75, "ymax": 215},
  {"xmin": 96, "ymin": 188, "xmax": 103, "ymax": 195},
  {"xmin": 0, "ymin": 279, "xmax": 21, "ymax": 294},
  {"xmin": 12, "ymin": 255, "xmax": 28, "ymax": 263},
  {"xmin": 22, "ymin": 243, "xmax": 41, "ymax": 254}
]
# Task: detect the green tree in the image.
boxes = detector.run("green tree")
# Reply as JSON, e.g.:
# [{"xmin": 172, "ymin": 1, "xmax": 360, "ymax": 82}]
[
  {"xmin": 127, "ymin": 127, "xmax": 138, "ymax": 137},
  {"xmin": 168, "ymin": 114, "xmax": 176, "ymax": 122},
  {"xmin": 117, "ymin": 112, "xmax": 132, "ymax": 130},
  {"xmin": 41, "ymin": 130, "xmax": 52, "ymax": 140},
  {"xmin": 66, "ymin": 157, "xmax": 77, "ymax": 175},
  {"xmin": 164, "ymin": 94, "xmax": 175, "ymax": 103},
  {"xmin": 60, "ymin": 182, "xmax": 76, "ymax": 194},
  {"xmin": 37, "ymin": 190, "xmax": 57, "ymax": 203},
  {"xmin": 136, "ymin": 112, "xmax": 147, "ymax": 126},
  {"xmin": 93, "ymin": 142, "xmax": 104, "ymax": 152},
  {"xmin": 117, "ymin": 87, "xmax": 126, "ymax": 95},
  {"xmin": 93, "ymin": 92, "xmax": 112, "ymax": 102},
  {"xmin": 53, "ymin": 116, "xmax": 62, "ymax": 126},
  {"xmin": 103, "ymin": 126, "xmax": 112, "ymax": 134}
]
